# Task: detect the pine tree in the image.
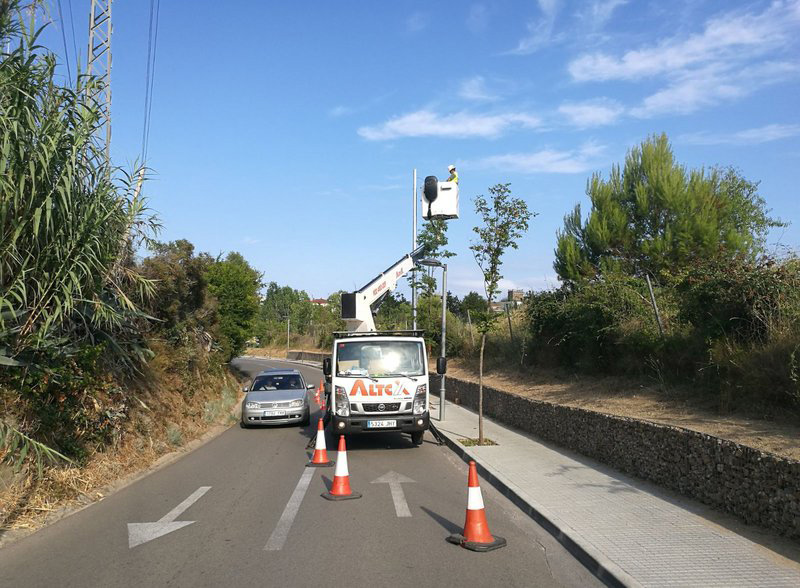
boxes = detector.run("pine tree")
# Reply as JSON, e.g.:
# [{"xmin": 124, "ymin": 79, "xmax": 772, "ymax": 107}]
[{"xmin": 554, "ymin": 134, "xmax": 783, "ymax": 284}]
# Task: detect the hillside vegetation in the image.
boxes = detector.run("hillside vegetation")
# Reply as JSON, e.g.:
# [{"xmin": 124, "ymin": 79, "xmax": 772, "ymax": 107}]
[{"xmin": 0, "ymin": 4, "xmax": 259, "ymax": 532}]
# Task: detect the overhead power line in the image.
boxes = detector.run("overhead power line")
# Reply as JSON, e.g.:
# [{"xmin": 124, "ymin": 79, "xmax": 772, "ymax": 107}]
[
  {"xmin": 67, "ymin": 0, "xmax": 78, "ymax": 70},
  {"xmin": 56, "ymin": 0, "xmax": 72, "ymax": 84},
  {"xmin": 141, "ymin": 0, "xmax": 161, "ymax": 164}
]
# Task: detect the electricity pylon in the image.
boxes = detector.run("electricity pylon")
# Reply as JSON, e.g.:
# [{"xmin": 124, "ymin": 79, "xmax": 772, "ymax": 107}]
[{"xmin": 87, "ymin": 0, "xmax": 112, "ymax": 165}]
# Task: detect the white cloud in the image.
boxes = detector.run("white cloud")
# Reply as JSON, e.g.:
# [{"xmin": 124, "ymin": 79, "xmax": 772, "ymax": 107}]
[
  {"xmin": 679, "ymin": 124, "xmax": 800, "ymax": 146},
  {"xmin": 630, "ymin": 60, "xmax": 799, "ymax": 117},
  {"xmin": 506, "ymin": 0, "xmax": 562, "ymax": 55},
  {"xmin": 458, "ymin": 76, "xmax": 499, "ymax": 102},
  {"xmin": 467, "ymin": 4, "xmax": 489, "ymax": 33},
  {"xmin": 359, "ymin": 183, "xmax": 403, "ymax": 192},
  {"xmin": 569, "ymin": 1, "xmax": 800, "ymax": 82},
  {"xmin": 472, "ymin": 141, "xmax": 604, "ymax": 174},
  {"xmin": 579, "ymin": 0, "xmax": 629, "ymax": 27},
  {"xmin": 329, "ymin": 105, "xmax": 353, "ymax": 117},
  {"xmin": 449, "ymin": 273, "xmax": 561, "ymax": 295},
  {"xmin": 405, "ymin": 12, "xmax": 428, "ymax": 33},
  {"xmin": 558, "ymin": 99, "xmax": 623, "ymax": 127},
  {"xmin": 568, "ymin": 1, "xmax": 800, "ymax": 117},
  {"xmin": 357, "ymin": 109, "xmax": 541, "ymax": 141},
  {"xmin": 242, "ymin": 237, "xmax": 261, "ymax": 245}
]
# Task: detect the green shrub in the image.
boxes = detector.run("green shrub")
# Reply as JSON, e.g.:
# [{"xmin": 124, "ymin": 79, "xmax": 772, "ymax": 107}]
[
  {"xmin": 676, "ymin": 256, "xmax": 800, "ymax": 343},
  {"xmin": 203, "ymin": 385, "xmax": 238, "ymax": 424},
  {"xmin": 518, "ymin": 255, "xmax": 800, "ymax": 413},
  {"xmin": 166, "ymin": 423, "xmax": 183, "ymax": 447},
  {"xmin": 525, "ymin": 276, "xmax": 661, "ymax": 373},
  {"xmin": 708, "ymin": 319, "xmax": 800, "ymax": 411}
]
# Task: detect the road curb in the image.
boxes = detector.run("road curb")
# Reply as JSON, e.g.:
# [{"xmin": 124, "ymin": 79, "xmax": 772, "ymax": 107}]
[{"xmin": 434, "ymin": 424, "xmax": 640, "ymax": 588}]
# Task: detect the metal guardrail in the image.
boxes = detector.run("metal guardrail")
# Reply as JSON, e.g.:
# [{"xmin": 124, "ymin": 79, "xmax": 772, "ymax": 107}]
[{"xmin": 286, "ymin": 350, "xmax": 331, "ymax": 363}]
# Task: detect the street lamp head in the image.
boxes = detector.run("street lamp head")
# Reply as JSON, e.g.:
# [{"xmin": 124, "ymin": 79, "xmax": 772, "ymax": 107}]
[{"xmin": 418, "ymin": 258, "xmax": 443, "ymax": 267}]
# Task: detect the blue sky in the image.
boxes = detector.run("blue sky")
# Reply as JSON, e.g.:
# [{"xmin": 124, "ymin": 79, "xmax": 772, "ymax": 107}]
[{"xmin": 40, "ymin": 0, "xmax": 800, "ymax": 298}]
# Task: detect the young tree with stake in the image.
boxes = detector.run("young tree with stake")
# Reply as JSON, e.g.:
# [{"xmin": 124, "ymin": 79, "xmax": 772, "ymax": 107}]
[{"xmin": 470, "ymin": 184, "xmax": 534, "ymax": 444}]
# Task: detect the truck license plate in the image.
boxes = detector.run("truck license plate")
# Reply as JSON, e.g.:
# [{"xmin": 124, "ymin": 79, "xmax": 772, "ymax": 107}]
[
  {"xmin": 263, "ymin": 410, "xmax": 286, "ymax": 416},
  {"xmin": 367, "ymin": 419, "xmax": 396, "ymax": 428}
]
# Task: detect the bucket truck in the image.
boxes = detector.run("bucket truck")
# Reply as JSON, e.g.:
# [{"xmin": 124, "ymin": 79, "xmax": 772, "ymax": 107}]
[{"xmin": 321, "ymin": 245, "xmax": 441, "ymax": 446}]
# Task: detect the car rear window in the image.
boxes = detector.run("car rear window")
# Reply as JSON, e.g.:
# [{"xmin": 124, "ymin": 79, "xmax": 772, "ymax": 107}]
[{"xmin": 251, "ymin": 375, "xmax": 303, "ymax": 390}]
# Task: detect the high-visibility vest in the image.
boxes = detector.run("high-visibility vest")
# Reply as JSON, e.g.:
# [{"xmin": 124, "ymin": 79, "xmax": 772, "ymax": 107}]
[{"xmin": 448, "ymin": 171, "xmax": 459, "ymax": 184}]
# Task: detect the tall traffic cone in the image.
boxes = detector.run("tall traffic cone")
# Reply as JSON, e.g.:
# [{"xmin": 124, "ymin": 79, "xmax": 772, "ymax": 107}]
[
  {"xmin": 306, "ymin": 418, "xmax": 334, "ymax": 468},
  {"xmin": 321, "ymin": 435, "xmax": 362, "ymax": 500},
  {"xmin": 446, "ymin": 461, "xmax": 506, "ymax": 551}
]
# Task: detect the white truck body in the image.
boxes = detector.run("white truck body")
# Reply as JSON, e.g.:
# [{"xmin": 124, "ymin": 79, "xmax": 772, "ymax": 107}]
[
  {"xmin": 324, "ymin": 245, "xmax": 431, "ymax": 443},
  {"xmin": 327, "ymin": 335, "xmax": 429, "ymax": 438}
]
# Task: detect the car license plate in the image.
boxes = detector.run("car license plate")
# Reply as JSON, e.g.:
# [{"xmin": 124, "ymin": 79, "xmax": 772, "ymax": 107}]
[
  {"xmin": 367, "ymin": 419, "xmax": 396, "ymax": 429},
  {"xmin": 263, "ymin": 410, "xmax": 286, "ymax": 416}
]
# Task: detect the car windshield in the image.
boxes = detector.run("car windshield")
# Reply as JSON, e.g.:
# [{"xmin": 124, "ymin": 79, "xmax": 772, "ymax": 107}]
[
  {"xmin": 251, "ymin": 374, "xmax": 303, "ymax": 391},
  {"xmin": 335, "ymin": 340, "xmax": 425, "ymax": 378}
]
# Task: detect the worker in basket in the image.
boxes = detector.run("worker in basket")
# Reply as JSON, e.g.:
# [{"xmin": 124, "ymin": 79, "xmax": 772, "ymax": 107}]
[{"xmin": 447, "ymin": 164, "xmax": 459, "ymax": 184}]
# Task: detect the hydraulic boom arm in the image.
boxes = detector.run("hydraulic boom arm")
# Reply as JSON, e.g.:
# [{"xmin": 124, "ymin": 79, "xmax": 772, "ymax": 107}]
[{"xmin": 341, "ymin": 245, "xmax": 425, "ymax": 332}]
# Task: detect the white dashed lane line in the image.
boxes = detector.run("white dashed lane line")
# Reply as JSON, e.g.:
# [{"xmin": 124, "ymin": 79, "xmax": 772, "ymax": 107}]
[{"xmin": 264, "ymin": 467, "xmax": 316, "ymax": 551}]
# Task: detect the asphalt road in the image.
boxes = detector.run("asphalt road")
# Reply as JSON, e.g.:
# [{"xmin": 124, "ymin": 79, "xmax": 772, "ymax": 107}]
[{"xmin": 0, "ymin": 357, "xmax": 602, "ymax": 587}]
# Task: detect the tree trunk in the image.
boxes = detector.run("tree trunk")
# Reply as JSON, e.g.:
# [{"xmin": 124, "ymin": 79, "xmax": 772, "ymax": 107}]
[{"xmin": 478, "ymin": 332, "xmax": 486, "ymax": 445}]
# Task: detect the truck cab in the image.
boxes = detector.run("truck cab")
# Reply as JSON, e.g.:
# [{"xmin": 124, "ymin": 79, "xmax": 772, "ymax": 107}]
[{"xmin": 323, "ymin": 332, "xmax": 429, "ymax": 445}]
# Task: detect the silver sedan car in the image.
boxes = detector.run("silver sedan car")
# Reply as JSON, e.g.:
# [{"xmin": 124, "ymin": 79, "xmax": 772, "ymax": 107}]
[{"xmin": 240, "ymin": 369, "xmax": 313, "ymax": 427}]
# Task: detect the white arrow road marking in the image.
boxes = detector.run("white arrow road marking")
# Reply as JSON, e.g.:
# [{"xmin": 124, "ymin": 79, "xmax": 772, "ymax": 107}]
[
  {"xmin": 127, "ymin": 486, "xmax": 211, "ymax": 548},
  {"xmin": 264, "ymin": 467, "xmax": 316, "ymax": 551},
  {"xmin": 371, "ymin": 471, "xmax": 416, "ymax": 518}
]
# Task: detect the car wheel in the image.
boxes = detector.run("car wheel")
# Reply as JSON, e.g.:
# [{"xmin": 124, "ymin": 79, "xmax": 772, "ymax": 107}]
[
  {"xmin": 300, "ymin": 410, "xmax": 310, "ymax": 426},
  {"xmin": 240, "ymin": 420, "xmax": 249, "ymax": 429},
  {"xmin": 411, "ymin": 431, "xmax": 424, "ymax": 446}
]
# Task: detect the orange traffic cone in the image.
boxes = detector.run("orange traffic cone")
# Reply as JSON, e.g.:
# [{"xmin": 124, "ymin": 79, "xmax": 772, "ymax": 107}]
[
  {"xmin": 306, "ymin": 418, "xmax": 334, "ymax": 468},
  {"xmin": 446, "ymin": 461, "xmax": 506, "ymax": 551},
  {"xmin": 315, "ymin": 379, "xmax": 324, "ymax": 408},
  {"xmin": 321, "ymin": 435, "xmax": 362, "ymax": 500}
]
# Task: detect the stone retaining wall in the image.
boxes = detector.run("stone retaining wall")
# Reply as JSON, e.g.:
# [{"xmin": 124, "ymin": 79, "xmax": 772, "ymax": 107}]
[{"xmin": 433, "ymin": 375, "xmax": 800, "ymax": 541}]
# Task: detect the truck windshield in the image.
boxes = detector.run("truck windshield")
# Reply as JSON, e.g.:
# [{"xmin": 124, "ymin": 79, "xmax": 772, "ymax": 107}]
[{"xmin": 336, "ymin": 340, "xmax": 425, "ymax": 378}]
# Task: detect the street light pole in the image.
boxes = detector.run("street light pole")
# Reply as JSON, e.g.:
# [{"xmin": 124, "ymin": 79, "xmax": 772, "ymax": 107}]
[
  {"xmin": 418, "ymin": 258, "xmax": 447, "ymax": 421},
  {"xmin": 440, "ymin": 263, "xmax": 447, "ymax": 421},
  {"xmin": 412, "ymin": 168, "xmax": 417, "ymax": 331}
]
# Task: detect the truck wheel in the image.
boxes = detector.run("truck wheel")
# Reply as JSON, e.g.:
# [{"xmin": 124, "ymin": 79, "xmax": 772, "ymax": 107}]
[{"xmin": 411, "ymin": 431, "xmax": 424, "ymax": 446}]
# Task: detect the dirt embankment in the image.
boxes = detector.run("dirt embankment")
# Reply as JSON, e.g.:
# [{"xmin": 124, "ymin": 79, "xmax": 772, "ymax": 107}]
[
  {"xmin": 0, "ymin": 343, "xmax": 243, "ymax": 543},
  {"xmin": 447, "ymin": 360, "xmax": 800, "ymax": 461}
]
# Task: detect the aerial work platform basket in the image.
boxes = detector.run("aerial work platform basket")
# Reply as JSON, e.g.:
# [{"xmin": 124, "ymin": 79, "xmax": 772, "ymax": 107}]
[{"xmin": 422, "ymin": 175, "xmax": 459, "ymax": 220}]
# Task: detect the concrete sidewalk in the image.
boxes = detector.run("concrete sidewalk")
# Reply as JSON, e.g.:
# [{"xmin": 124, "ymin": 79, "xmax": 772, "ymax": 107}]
[{"xmin": 429, "ymin": 399, "xmax": 800, "ymax": 588}]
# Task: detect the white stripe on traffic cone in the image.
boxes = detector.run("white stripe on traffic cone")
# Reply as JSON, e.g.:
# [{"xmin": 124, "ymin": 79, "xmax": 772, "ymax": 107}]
[
  {"xmin": 322, "ymin": 435, "xmax": 361, "ymax": 500},
  {"xmin": 446, "ymin": 460, "xmax": 507, "ymax": 552},
  {"xmin": 306, "ymin": 418, "xmax": 334, "ymax": 467}
]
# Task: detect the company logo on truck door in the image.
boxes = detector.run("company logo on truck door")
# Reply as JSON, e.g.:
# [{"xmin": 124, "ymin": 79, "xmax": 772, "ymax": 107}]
[{"xmin": 349, "ymin": 379, "xmax": 412, "ymax": 397}]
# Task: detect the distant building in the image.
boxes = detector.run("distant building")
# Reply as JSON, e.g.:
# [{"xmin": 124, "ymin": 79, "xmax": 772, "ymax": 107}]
[
  {"xmin": 508, "ymin": 289, "xmax": 524, "ymax": 302},
  {"xmin": 311, "ymin": 298, "xmax": 329, "ymax": 307},
  {"xmin": 488, "ymin": 290, "xmax": 526, "ymax": 313}
]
